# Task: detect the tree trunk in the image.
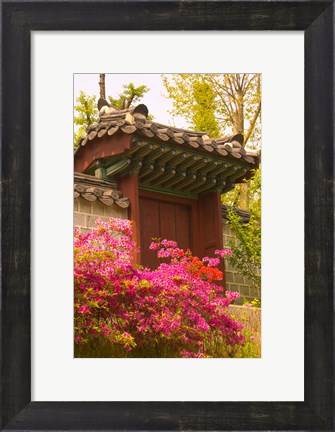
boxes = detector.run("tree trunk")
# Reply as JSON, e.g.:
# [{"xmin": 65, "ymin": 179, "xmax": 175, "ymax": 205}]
[
  {"xmin": 232, "ymin": 90, "xmax": 244, "ymax": 136},
  {"xmin": 99, "ymin": 74, "xmax": 106, "ymax": 100},
  {"xmin": 234, "ymin": 89, "xmax": 247, "ymax": 208},
  {"xmin": 238, "ymin": 90, "xmax": 244, "ymax": 135}
]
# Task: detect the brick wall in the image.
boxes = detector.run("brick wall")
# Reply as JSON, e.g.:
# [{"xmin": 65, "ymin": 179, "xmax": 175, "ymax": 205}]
[
  {"xmin": 74, "ymin": 197, "xmax": 127, "ymax": 232},
  {"xmin": 223, "ymin": 223, "xmax": 260, "ymax": 302}
]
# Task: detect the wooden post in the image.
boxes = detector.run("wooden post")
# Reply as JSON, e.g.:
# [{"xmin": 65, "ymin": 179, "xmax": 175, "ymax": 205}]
[
  {"xmin": 116, "ymin": 174, "xmax": 141, "ymax": 264},
  {"xmin": 198, "ymin": 192, "xmax": 226, "ymax": 288},
  {"xmin": 99, "ymin": 74, "xmax": 106, "ymax": 100}
]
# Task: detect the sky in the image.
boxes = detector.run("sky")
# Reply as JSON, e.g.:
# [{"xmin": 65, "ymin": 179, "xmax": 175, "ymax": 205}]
[
  {"xmin": 74, "ymin": 73, "xmax": 188, "ymax": 128},
  {"xmin": 73, "ymin": 73, "xmax": 260, "ymax": 149}
]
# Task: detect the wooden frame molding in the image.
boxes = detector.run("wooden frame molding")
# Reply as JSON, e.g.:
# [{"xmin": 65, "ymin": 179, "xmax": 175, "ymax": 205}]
[{"xmin": 1, "ymin": 1, "xmax": 333, "ymax": 430}]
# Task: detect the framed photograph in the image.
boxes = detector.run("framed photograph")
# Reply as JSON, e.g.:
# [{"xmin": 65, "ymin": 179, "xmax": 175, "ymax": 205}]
[
  {"xmin": 1, "ymin": 1, "xmax": 333, "ymax": 430},
  {"xmin": 73, "ymin": 72, "xmax": 262, "ymax": 361}
]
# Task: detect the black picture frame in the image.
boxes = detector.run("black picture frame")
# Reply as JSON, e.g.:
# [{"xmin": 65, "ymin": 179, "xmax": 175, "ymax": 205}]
[{"xmin": 1, "ymin": 1, "xmax": 334, "ymax": 430}]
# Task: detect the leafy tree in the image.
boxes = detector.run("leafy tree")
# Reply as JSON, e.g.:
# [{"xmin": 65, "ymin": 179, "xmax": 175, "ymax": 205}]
[
  {"xmin": 73, "ymin": 91, "xmax": 99, "ymax": 148},
  {"xmin": 206, "ymin": 74, "xmax": 261, "ymax": 146},
  {"xmin": 162, "ymin": 73, "xmax": 261, "ymax": 146},
  {"xmin": 188, "ymin": 79, "xmax": 220, "ymax": 136},
  {"xmin": 74, "ymin": 81, "xmax": 150, "ymax": 148},
  {"xmin": 225, "ymin": 168, "xmax": 261, "ymax": 294},
  {"xmin": 108, "ymin": 83, "xmax": 150, "ymax": 109},
  {"xmin": 162, "ymin": 73, "xmax": 261, "ymax": 210}
]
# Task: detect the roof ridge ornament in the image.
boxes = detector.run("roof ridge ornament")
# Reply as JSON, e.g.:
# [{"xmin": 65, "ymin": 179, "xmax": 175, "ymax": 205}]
[{"xmin": 98, "ymin": 98, "xmax": 149, "ymax": 119}]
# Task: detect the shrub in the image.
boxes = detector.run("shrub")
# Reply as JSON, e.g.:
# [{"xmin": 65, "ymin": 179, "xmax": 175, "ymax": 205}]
[{"xmin": 74, "ymin": 218, "xmax": 251, "ymax": 358}]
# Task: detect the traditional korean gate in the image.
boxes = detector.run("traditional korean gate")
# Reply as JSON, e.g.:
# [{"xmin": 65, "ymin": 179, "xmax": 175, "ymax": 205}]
[{"xmin": 139, "ymin": 196, "xmax": 192, "ymax": 269}]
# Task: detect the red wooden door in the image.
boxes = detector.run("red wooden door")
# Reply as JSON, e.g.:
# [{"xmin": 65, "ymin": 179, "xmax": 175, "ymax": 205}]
[{"xmin": 140, "ymin": 197, "xmax": 192, "ymax": 269}]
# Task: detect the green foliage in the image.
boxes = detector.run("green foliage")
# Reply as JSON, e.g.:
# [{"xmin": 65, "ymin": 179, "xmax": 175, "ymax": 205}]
[
  {"xmin": 225, "ymin": 169, "xmax": 261, "ymax": 293},
  {"xmin": 73, "ymin": 91, "xmax": 99, "ymax": 148},
  {"xmin": 162, "ymin": 73, "xmax": 261, "ymax": 145},
  {"xmin": 248, "ymin": 298, "xmax": 261, "ymax": 308},
  {"xmin": 163, "ymin": 73, "xmax": 261, "ymax": 212},
  {"xmin": 162, "ymin": 74, "xmax": 219, "ymax": 137},
  {"xmin": 222, "ymin": 163, "xmax": 261, "ymax": 210},
  {"xmin": 74, "ymin": 83, "xmax": 150, "ymax": 149},
  {"xmin": 191, "ymin": 80, "xmax": 220, "ymax": 136},
  {"xmin": 221, "ymin": 183, "xmax": 243, "ymax": 208},
  {"xmin": 108, "ymin": 83, "xmax": 150, "ymax": 109},
  {"xmin": 74, "ymin": 91, "xmax": 99, "ymax": 127}
]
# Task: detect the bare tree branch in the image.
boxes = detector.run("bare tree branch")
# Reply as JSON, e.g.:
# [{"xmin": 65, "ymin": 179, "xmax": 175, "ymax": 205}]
[
  {"xmin": 207, "ymin": 75, "xmax": 236, "ymax": 100},
  {"xmin": 244, "ymin": 101, "xmax": 261, "ymax": 145},
  {"xmin": 243, "ymin": 74, "xmax": 257, "ymax": 93}
]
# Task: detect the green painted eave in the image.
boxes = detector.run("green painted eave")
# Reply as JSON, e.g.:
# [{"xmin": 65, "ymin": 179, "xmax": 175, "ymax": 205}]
[{"xmin": 84, "ymin": 139, "xmax": 252, "ymax": 195}]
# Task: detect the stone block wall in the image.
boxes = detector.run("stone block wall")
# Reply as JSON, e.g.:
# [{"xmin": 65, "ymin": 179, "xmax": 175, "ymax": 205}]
[
  {"xmin": 74, "ymin": 197, "xmax": 127, "ymax": 232},
  {"xmin": 223, "ymin": 223, "xmax": 261, "ymax": 302}
]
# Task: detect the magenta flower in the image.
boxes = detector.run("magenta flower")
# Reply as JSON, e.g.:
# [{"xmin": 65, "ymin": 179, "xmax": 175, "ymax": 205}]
[
  {"xmin": 215, "ymin": 249, "xmax": 233, "ymax": 257},
  {"xmin": 74, "ymin": 218, "xmax": 246, "ymax": 357},
  {"xmin": 78, "ymin": 305, "xmax": 90, "ymax": 314},
  {"xmin": 225, "ymin": 290, "xmax": 240, "ymax": 302}
]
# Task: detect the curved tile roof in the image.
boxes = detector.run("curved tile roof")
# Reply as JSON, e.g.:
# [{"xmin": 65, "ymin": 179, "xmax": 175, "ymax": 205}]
[
  {"xmin": 221, "ymin": 204, "xmax": 251, "ymax": 224},
  {"xmin": 74, "ymin": 172, "xmax": 130, "ymax": 208},
  {"xmin": 75, "ymin": 104, "xmax": 259, "ymax": 166}
]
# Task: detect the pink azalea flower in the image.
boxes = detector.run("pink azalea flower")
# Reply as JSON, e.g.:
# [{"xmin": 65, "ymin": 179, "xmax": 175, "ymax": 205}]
[
  {"xmin": 215, "ymin": 249, "xmax": 233, "ymax": 257},
  {"xmin": 74, "ymin": 218, "xmax": 247, "ymax": 357},
  {"xmin": 78, "ymin": 305, "xmax": 90, "ymax": 314}
]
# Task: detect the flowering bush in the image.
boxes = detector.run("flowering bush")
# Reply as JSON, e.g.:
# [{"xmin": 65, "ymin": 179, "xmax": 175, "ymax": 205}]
[{"xmin": 74, "ymin": 218, "xmax": 248, "ymax": 358}]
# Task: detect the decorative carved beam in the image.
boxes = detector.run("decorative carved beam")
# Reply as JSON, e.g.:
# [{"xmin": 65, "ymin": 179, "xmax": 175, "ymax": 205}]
[
  {"xmin": 135, "ymin": 143, "xmax": 156, "ymax": 158},
  {"xmin": 188, "ymin": 174, "xmax": 207, "ymax": 191},
  {"xmin": 138, "ymin": 161, "xmax": 155, "ymax": 179},
  {"xmin": 146, "ymin": 146, "xmax": 166, "ymax": 162},
  {"xmin": 221, "ymin": 178, "xmax": 235, "ymax": 194},
  {"xmin": 213, "ymin": 176, "xmax": 227, "ymax": 194},
  {"xmin": 201, "ymin": 162, "xmax": 230, "ymax": 177},
  {"xmin": 198, "ymin": 160, "xmax": 220, "ymax": 174},
  {"xmin": 178, "ymin": 154, "xmax": 198, "ymax": 170},
  {"xmin": 130, "ymin": 159, "xmax": 143, "ymax": 176},
  {"xmin": 127, "ymin": 140, "xmax": 142, "ymax": 155},
  {"xmin": 106, "ymin": 158, "xmax": 131, "ymax": 177},
  {"xmin": 142, "ymin": 165, "xmax": 166, "ymax": 183},
  {"xmin": 193, "ymin": 177, "xmax": 218, "ymax": 194},
  {"xmin": 161, "ymin": 169, "xmax": 187, "ymax": 188},
  {"xmin": 225, "ymin": 167, "xmax": 249, "ymax": 183},
  {"xmin": 217, "ymin": 165, "xmax": 241, "ymax": 179},
  {"xmin": 156, "ymin": 148, "xmax": 177, "ymax": 165},
  {"xmin": 190, "ymin": 157, "xmax": 210, "ymax": 172},
  {"xmin": 175, "ymin": 171, "xmax": 197, "ymax": 190},
  {"xmin": 154, "ymin": 167, "xmax": 177, "ymax": 185}
]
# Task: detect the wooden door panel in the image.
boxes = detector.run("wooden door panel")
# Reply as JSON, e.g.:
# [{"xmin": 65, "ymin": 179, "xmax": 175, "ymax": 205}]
[
  {"xmin": 140, "ymin": 198, "xmax": 160, "ymax": 269},
  {"xmin": 140, "ymin": 196, "xmax": 192, "ymax": 269},
  {"xmin": 159, "ymin": 202, "xmax": 176, "ymax": 242},
  {"xmin": 175, "ymin": 204, "xmax": 191, "ymax": 251},
  {"xmin": 202, "ymin": 193, "xmax": 216, "ymax": 247}
]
